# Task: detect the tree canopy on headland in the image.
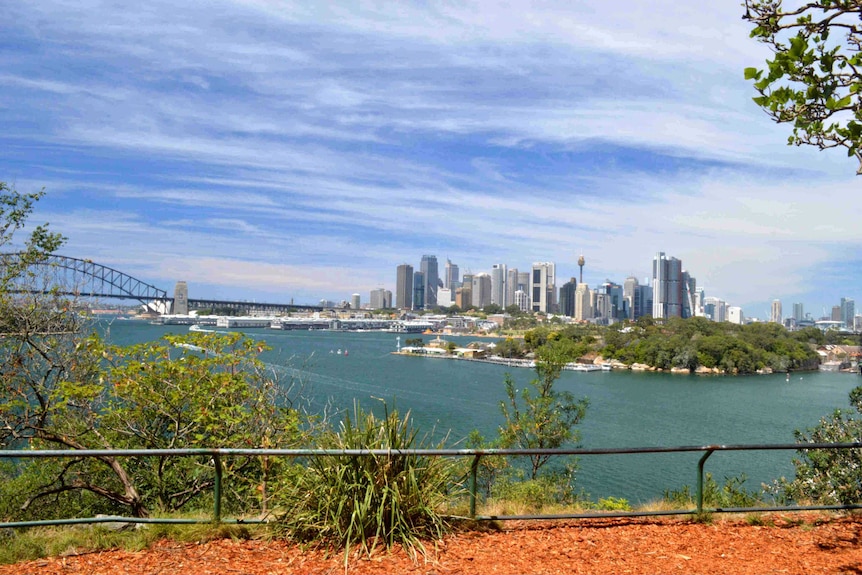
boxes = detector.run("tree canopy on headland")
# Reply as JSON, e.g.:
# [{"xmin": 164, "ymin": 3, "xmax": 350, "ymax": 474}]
[{"xmin": 516, "ymin": 316, "xmax": 820, "ymax": 375}]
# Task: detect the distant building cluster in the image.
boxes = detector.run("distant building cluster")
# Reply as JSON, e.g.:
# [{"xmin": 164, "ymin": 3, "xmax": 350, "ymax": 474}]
[{"xmin": 335, "ymin": 252, "xmax": 859, "ymax": 331}]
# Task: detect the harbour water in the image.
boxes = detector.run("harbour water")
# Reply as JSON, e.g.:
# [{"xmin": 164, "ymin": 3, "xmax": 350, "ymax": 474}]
[{"xmin": 102, "ymin": 320, "xmax": 862, "ymax": 504}]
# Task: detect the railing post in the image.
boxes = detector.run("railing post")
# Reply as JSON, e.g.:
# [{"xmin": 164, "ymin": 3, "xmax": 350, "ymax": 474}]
[
  {"xmin": 696, "ymin": 449, "xmax": 714, "ymax": 515},
  {"xmin": 213, "ymin": 454, "xmax": 223, "ymax": 524},
  {"xmin": 470, "ymin": 453, "xmax": 482, "ymax": 519}
]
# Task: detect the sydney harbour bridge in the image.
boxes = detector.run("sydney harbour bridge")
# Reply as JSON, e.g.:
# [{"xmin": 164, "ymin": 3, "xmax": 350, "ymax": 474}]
[{"xmin": 5, "ymin": 254, "xmax": 322, "ymax": 314}]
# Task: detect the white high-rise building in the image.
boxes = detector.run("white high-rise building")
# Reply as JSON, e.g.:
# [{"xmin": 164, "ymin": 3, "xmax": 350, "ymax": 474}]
[
  {"xmin": 728, "ymin": 306, "xmax": 745, "ymax": 325},
  {"xmin": 594, "ymin": 291, "xmax": 611, "ymax": 323},
  {"xmin": 514, "ymin": 289, "xmax": 530, "ymax": 312},
  {"xmin": 703, "ymin": 296, "xmax": 727, "ymax": 322},
  {"xmin": 490, "ymin": 264, "xmax": 508, "ymax": 307},
  {"xmin": 506, "ymin": 268, "xmax": 519, "ymax": 309},
  {"xmin": 369, "ymin": 288, "xmax": 391, "ymax": 309},
  {"xmin": 771, "ymin": 299, "xmax": 782, "ymax": 323},
  {"xmin": 574, "ymin": 283, "xmax": 592, "ymax": 321},
  {"xmin": 530, "ymin": 262, "xmax": 556, "ymax": 313},
  {"xmin": 436, "ymin": 287, "xmax": 453, "ymax": 308}
]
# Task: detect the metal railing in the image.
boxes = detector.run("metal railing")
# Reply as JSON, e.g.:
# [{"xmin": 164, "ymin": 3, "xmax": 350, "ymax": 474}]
[{"xmin": 1, "ymin": 442, "xmax": 861, "ymax": 529}]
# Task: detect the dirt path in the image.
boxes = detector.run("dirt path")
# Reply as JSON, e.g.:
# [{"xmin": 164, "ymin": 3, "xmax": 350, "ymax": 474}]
[{"xmin": 2, "ymin": 514, "xmax": 860, "ymax": 574}]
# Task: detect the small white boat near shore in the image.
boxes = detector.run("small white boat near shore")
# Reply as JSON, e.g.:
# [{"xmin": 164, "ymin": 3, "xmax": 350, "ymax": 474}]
[{"xmin": 564, "ymin": 363, "xmax": 601, "ymax": 372}]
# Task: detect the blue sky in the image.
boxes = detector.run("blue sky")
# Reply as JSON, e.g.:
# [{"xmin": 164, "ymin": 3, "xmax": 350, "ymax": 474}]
[{"xmin": 2, "ymin": 1, "xmax": 861, "ymax": 319}]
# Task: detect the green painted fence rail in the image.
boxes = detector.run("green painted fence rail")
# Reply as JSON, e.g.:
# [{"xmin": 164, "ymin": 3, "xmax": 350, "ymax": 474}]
[{"xmin": 1, "ymin": 442, "xmax": 860, "ymax": 529}]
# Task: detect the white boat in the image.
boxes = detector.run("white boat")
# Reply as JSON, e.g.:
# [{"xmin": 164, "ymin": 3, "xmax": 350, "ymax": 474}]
[{"xmin": 564, "ymin": 363, "xmax": 601, "ymax": 372}]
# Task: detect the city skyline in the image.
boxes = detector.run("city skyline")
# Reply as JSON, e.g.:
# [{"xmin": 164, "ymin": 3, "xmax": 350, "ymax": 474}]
[
  {"xmin": 384, "ymin": 252, "xmax": 857, "ymax": 323},
  {"xmin": 3, "ymin": 2, "xmax": 862, "ymax": 318}
]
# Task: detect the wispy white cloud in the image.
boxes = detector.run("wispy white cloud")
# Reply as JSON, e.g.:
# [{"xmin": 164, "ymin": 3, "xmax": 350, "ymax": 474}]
[{"xmin": 3, "ymin": 0, "xmax": 860, "ymax": 315}]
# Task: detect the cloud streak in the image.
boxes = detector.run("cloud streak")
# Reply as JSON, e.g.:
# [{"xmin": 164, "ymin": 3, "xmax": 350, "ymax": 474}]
[{"xmin": 2, "ymin": 0, "xmax": 860, "ymax": 317}]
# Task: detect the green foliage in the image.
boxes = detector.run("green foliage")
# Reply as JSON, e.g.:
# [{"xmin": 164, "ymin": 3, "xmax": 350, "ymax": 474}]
[
  {"xmin": 770, "ymin": 385, "xmax": 862, "ymax": 506},
  {"xmin": 503, "ymin": 313, "xmax": 539, "ymax": 330},
  {"xmin": 745, "ymin": 1, "xmax": 862, "ymax": 173},
  {"xmin": 0, "ymin": 182, "xmax": 66, "ymax": 293},
  {"xmin": 99, "ymin": 332, "xmax": 304, "ymax": 514},
  {"xmin": 277, "ymin": 403, "xmax": 456, "ymax": 562},
  {"xmin": 2, "ymin": 331, "xmax": 305, "ymax": 520},
  {"xmin": 489, "ymin": 466, "xmax": 582, "ymax": 509},
  {"xmin": 494, "ymin": 337, "xmax": 525, "ymax": 359},
  {"xmin": 599, "ymin": 317, "xmax": 817, "ymax": 374},
  {"xmin": 0, "ymin": 522, "xmax": 258, "ymax": 566},
  {"xmin": 663, "ymin": 473, "xmax": 764, "ymax": 509},
  {"xmin": 498, "ymin": 343, "xmax": 589, "ymax": 480},
  {"xmin": 462, "ymin": 430, "xmax": 510, "ymax": 502},
  {"xmin": 595, "ymin": 497, "xmax": 631, "ymax": 512},
  {"xmin": 404, "ymin": 337, "xmax": 424, "ymax": 347}
]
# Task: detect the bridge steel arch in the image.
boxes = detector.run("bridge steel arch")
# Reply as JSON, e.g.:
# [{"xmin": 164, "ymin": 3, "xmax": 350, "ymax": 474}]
[
  {"xmin": 5, "ymin": 253, "xmax": 169, "ymax": 306},
  {"xmin": 5, "ymin": 253, "xmax": 325, "ymax": 315}
]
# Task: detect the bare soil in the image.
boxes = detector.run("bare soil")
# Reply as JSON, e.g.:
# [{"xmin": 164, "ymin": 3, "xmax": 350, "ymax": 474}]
[{"xmin": 2, "ymin": 514, "xmax": 860, "ymax": 574}]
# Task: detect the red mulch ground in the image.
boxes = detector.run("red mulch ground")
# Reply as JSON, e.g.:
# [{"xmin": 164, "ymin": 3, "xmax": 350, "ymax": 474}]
[{"xmin": 2, "ymin": 514, "xmax": 860, "ymax": 574}]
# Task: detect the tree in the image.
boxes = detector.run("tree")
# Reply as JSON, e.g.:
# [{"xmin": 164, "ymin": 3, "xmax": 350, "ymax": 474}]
[
  {"xmin": 0, "ymin": 183, "xmax": 306, "ymax": 519},
  {"xmin": 744, "ymin": 1, "xmax": 862, "ymax": 173},
  {"xmin": 773, "ymin": 386, "xmax": 862, "ymax": 505},
  {"xmin": 2, "ymin": 332, "xmax": 305, "ymax": 519},
  {"xmin": 0, "ymin": 182, "xmax": 65, "ymax": 291},
  {"xmin": 498, "ymin": 341, "xmax": 589, "ymax": 480}
]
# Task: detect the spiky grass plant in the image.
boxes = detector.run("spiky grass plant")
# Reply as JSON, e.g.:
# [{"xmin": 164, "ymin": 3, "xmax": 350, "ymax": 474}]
[{"xmin": 279, "ymin": 402, "xmax": 457, "ymax": 562}]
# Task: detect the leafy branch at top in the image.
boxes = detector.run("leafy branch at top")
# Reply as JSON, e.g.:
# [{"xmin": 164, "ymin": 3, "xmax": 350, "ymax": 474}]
[{"xmin": 744, "ymin": 0, "xmax": 862, "ymax": 172}]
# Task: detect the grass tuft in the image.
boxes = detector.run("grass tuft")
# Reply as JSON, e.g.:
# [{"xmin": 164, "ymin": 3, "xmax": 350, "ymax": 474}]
[{"xmin": 277, "ymin": 402, "xmax": 459, "ymax": 565}]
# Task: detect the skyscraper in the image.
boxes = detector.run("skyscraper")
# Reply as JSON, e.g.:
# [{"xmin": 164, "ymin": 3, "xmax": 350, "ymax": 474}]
[
  {"xmin": 681, "ymin": 271, "xmax": 696, "ymax": 318},
  {"xmin": 636, "ymin": 284, "xmax": 653, "ymax": 320},
  {"xmin": 459, "ymin": 273, "xmax": 473, "ymax": 309},
  {"xmin": 652, "ymin": 252, "xmax": 684, "ymax": 319},
  {"xmin": 490, "ymin": 264, "xmax": 508, "ymax": 307},
  {"xmin": 574, "ymin": 283, "xmax": 592, "ymax": 321},
  {"xmin": 420, "ymin": 255, "xmax": 438, "ymax": 309},
  {"xmin": 472, "ymin": 273, "xmax": 492, "ymax": 309},
  {"xmin": 841, "ymin": 298, "xmax": 855, "ymax": 326},
  {"xmin": 559, "ymin": 277, "xmax": 577, "ymax": 317},
  {"xmin": 530, "ymin": 262, "xmax": 556, "ymax": 313},
  {"xmin": 506, "ymin": 268, "xmax": 519, "ymax": 309},
  {"xmin": 350, "ymin": 293, "xmax": 361, "ymax": 310},
  {"xmin": 445, "ymin": 259, "xmax": 459, "ymax": 291},
  {"xmin": 704, "ymin": 297, "xmax": 727, "ymax": 322},
  {"xmin": 624, "ymin": 276, "xmax": 638, "ymax": 319},
  {"xmin": 771, "ymin": 299, "xmax": 782, "ymax": 323},
  {"xmin": 413, "ymin": 271, "xmax": 425, "ymax": 310},
  {"xmin": 594, "ymin": 291, "xmax": 611, "ymax": 323},
  {"xmin": 793, "ymin": 302, "xmax": 805, "ymax": 322},
  {"xmin": 601, "ymin": 280, "xmax": 625, "ymax": 321},
  {"xmin": 395, "ymin": 264, "xmax": 413, "ymax": 310},
  {"xmin": 370, "ymin": 288, "xmax": 391, "ymax": 309}
]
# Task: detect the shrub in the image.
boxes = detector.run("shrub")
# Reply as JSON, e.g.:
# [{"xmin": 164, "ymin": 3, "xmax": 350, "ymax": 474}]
[
  {"xmin": 278, "ymin": 403, "xmax": 457, "ymax": 561},
  {"xmin": 770, "ymin": 386, "xmax": 862, "ymax": 506},
  {"xmin": 664, "ymin": 473, "xmax": 764, "ymax": 509},
  {"xmin": 490, "ymin": 469, "xmax": 582, "ymax": 511},
  {"xmin": 596, "ymin": 497, "xmax": 632, "ymax": 512}
]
